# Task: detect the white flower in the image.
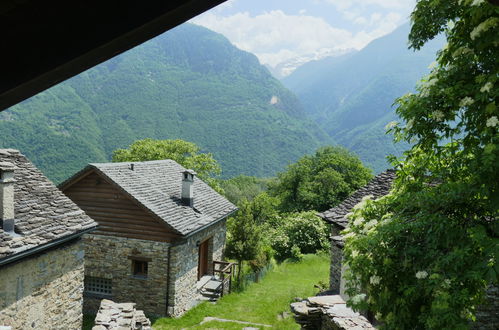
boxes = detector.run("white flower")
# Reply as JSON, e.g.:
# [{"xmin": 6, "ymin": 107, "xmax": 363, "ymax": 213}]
[
  {"xmin": 420, "ymin": 88, "xmax": 430, "ymax": 98},
  {"xmin": 353, "ymin": 217, "xmax": 364, "ymax": 227},
  {"xmin": 351, "ymin": 250, "xmax": 359, "ymax": 258},
  {"xmin": 486, "ymin": 116, "xmax": 498, "ymax": 127},
  {"xmin": 345, "ymin": 212, "xmax": 354, "ymax": 219},
  {"xmin": 432, "ymin": 110, "xmax": 445, "ymax": 122},
  {"xmin": 343, "ymin": 232, "xmax": 356, "ymax": 240},
  {"xmin": 351, "ymin": 293, "xmax": 367, "ymax": 304},
  {"xmin": 385, "ymin": 121, "xmax": 398, "ymax": 130},
  {"xmin": 428, "ymin": 61, "xmax": 437, "ymax": 69},
  {"xmin": 470, "ymin": 17, "xmax": 499, "ymax": 40},
  {"xmin": 364, "ymin": 219, "xmax": 378, "ymax": 230},
  {"xmin": 426, "ymin": 78, "xmax": 438, "ymax": 87},
  {"xmin": 361, "ymin": 194, "xmax": 374, "ymax": 201},
  {"xmin": 471, "ymin": 0, "xmax": 485, "ymax": 6},
  {"xmin": 459, "ymin": 97, "xmax": 475, "ymax": 107},
  {"xmin": 452, "ymin": 46, "xmax": 473, "ymax": 58},
  {"xmin": 370, "ymin": 275, "xmax": 381, "ymax": 285},
  {"xmin": 406, "ymin": 119, "xmax": 415, "ymax": 130},
  {"xmin": 416, "ymin": 270, "xmax": 429, "ymax": 279},
  {"xmin": 480, "ymin": 82, "xmax": 493, "ymax": 93},
  {"xmin": 353, "ymin": 200, "xmax": 366, "ymax": 210}
]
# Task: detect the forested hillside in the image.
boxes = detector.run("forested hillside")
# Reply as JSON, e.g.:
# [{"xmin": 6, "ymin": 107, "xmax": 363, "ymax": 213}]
[
  {"xmin": 283, "ymin": 23, "xmax": 444, "ymax": 172},
  {"xmin": 0, "ymin": 23, "xmax": 331, "ymax": 183}
]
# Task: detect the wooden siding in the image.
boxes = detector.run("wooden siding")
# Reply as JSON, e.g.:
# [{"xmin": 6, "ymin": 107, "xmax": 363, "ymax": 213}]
[{"xmin": 63, "ymin": 171, "xmax": 179, "ymax": 242}]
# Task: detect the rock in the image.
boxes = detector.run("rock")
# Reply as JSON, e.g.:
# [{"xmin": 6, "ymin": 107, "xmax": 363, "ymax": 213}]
[{"xmin": 307, "ymin": 295, "xmax": 345, "ymax": 306}]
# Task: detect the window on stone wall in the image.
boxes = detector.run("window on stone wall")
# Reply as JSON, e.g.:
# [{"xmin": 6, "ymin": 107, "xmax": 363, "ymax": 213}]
[
  {"xmin": 132, "ymin": 259, "xmax": 149, "ymax": 278},
  {"xmin": 85, "ymin": 277, "xmax": 112, "ymax": 295}
]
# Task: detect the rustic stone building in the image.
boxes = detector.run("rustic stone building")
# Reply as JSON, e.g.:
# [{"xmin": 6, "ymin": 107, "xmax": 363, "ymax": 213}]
[
  {"xmin": 0, "ymin": 149, "xmax": 97, "ymax": 329},
  {"xmin": 60, "ymin": 160, "xmax": 237, "ymax": 317},
  {"xmin": 319, "ymin": 169, "xmax": 498, "ymax": 329},
  {"xmin": 319, "ymin": 170, "xmax": 395, "ymax": 298}
]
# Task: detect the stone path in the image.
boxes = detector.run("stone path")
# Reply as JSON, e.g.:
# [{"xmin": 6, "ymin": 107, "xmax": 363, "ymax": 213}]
[{"xmin": 200, "ymin": 316, "xmax": 272, "ymax": 327}]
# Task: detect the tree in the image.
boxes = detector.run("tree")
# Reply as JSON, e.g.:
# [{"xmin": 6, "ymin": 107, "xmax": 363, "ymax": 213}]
[
  {"xmin": 344, "ymin": 1, "xmax": 498, "ymax": 329},
  {"xmin": 218, "ymin": 175, "xmax": 274, "ymax": 205},
  {"xmin": 225, "ymin": 199, "xmax": 265, "ymax": 281},
  {"xmin": 269, "ymin": 146, "xmax": 372, "ymax": 212},
  {"xmin": 269, "ymin": 211, "xmax": 330, "ymax": 262},
  {"xmin": 112, "ymin": 138, "xmax": 223, "ymax": 192}
]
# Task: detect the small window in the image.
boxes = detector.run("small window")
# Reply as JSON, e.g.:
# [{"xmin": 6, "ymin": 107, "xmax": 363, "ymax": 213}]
[
  {"xmin": 132, "ymin": 259, "xmax": 148, "ymax": 278},
  {"xmin": 85, "ymin": 277, "xmax": 112, "ymax": 295}
]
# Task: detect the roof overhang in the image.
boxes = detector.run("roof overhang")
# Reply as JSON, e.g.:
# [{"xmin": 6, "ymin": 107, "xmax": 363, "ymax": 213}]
[{"xmin": 0, "ymin": 0, "xmax": 227, "ymax": 111}]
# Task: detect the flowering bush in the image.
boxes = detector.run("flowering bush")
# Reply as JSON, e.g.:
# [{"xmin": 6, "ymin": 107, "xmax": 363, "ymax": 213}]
[{"xmin": 344, "ymin": 1, "xmax": 498, "ymax": 329}]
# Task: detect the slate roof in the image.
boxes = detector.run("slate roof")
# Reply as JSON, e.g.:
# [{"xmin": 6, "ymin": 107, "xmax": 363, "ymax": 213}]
[
  {"xmin": 62, "ymin": 160, "xmax": 237, "ymax": 236},
  {"xmin": 319, "ymin": 170, "xmax": 396, "ymax": 229},
  {"xmin": 0, "ymin": 149, "xmax": 97, "ymax": 260}
]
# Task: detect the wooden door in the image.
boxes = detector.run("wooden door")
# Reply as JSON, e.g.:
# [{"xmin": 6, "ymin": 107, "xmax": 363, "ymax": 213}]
[{"xmin": 198, "ymin": 240, "xmax": 209, "ymax": 280}]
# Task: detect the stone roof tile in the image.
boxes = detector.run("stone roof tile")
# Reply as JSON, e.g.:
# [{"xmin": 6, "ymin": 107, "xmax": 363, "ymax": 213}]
[
  {"xmin": 68, "ymin": 160, "xmax": 237, "ymax": 236},
  {"xmin": 318, "ymin": 169, "xmax": 396, "ymax": 228},
  {"xmin": 0, "ymin": 149, "xmax": 97, "ymax": 260}
]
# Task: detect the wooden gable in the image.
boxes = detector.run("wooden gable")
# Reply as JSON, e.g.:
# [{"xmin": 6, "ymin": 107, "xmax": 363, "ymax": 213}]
[{"xmin": 63, "ymin": 170, "xmax": 180, "ymax": 242}]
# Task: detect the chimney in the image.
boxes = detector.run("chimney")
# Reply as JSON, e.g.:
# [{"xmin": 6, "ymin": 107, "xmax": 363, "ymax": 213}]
[
  {"xmin": 0, "ymin": 162, "xmax": 16, "ymax": 233},
  {"xmin": 181, "ymin": 170, "xmax": 196, "ymax": 207}
]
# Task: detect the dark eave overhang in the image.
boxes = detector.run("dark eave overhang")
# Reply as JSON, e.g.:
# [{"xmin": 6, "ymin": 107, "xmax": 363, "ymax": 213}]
[{"xmin": 0, "ymin": 0, "xmax": 227, "ymax": 111}]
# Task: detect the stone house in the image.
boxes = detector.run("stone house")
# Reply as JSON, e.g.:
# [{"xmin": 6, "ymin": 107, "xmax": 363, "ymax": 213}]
[
  {"xmin": 318, "ymin": 169, "xmax": 395, "ymax": 298},
  {"xmin": 318, "ymin": 169, "xmax": 498, "ymax": 329},
  {"xmin": 60, "ymin": 159, "xmax": 237, "ymax": 317},
  {"xmin": 0, "ymin": 149, "xmax": 97, "ymax": 329}
]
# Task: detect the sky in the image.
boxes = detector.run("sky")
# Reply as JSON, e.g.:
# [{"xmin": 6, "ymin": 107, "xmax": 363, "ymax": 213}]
[{"xmin": 191, "ymin": 0, "xmax": 415, "ymax": 72}]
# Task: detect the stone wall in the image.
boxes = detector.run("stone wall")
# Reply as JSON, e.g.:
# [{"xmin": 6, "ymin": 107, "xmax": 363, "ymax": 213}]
[
  {"xmin": 0, "ymin": 239, "xmax": 84, "ymax": 330},
  {"xmin": 83, "ymin": 234, "xmax": 170, "ymax": 317},
  {"xmin": 167, "ymin": 219, "xmax": 226, "ymax": 316},
  {"xmin": 329, "ymin": 224, "xmax": 343, "ymax": 294},
  {"xmin": 472, "ymin": 285, "xmax": 499, "ymax": 330}
]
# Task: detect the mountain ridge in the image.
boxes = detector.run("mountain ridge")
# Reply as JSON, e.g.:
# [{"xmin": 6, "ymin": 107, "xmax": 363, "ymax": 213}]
[{"xmin": 0, "ymin": 23, "xmax": 332, "ymax": 183}]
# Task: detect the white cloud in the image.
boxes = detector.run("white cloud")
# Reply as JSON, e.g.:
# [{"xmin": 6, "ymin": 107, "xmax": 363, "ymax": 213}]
[
  {"xmin": 325, "ymin": 0, "xmax": 413, "ymax": 11},
  {"xmin": 192, "ymin": 10, "xmax": 357, "ymax": 67},
  {"xmin": 192, "ymin": 9, "xmax": 404, "ymax": 69}
]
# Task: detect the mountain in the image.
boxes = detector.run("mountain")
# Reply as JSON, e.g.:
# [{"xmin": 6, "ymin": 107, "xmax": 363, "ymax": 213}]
[
  {"xmin": 265, "ymin": 48, "xmax": 356, "ymax": 79},
  {"xmin": 0, "ymin": 23, "xmax": 332, "ymax": 183},
  {"xmin": 282, "ymin": 23, "xmax": 445, "ymax": 172}
]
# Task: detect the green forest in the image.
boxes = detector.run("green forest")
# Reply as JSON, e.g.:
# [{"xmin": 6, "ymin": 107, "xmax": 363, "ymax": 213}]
[{"xmin": 0, "ymin": 23, "xmax": 331, "ymax": 183}]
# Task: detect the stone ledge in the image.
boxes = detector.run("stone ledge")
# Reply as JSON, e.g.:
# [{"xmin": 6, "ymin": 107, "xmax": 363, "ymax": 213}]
[{"xmin": 290, "ymin": 295, "xmax": 374, "ymax": 329}]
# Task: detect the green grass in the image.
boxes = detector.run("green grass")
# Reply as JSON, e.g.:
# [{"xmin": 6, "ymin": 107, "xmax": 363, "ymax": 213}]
[{"xmin": 153, "ymin": 253, "xmax": 329, "ymax": 329}]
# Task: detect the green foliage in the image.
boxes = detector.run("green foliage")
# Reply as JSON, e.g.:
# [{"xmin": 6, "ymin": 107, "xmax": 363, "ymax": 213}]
[
  {"xmin": 218, "ymin": 175, "xmax": 274, "ymax": 204},
  {"xmin": 1, "ymin": 23, "xmax": 332, "ymax": 183},
  {"xmin": 113, "ymin": 138, "xmax": 224, "ymax": 192},
  {"xmin": 269, "ymin": 211, "xmax": 330, "ymax": 262},
  {"xmin": 344, "ymin": 1, "xmax": 499, "ymax": 329},
  {"xmin": 113, "ymin": 138, "xmax": 220, "ymax": 175},
  {"xmin": 269, "ymin": 146, "xmax": 372, "ymax": 212},
  {"xmin": 225, "ymin": 200, "xmax": 265, "ymax": 269}
]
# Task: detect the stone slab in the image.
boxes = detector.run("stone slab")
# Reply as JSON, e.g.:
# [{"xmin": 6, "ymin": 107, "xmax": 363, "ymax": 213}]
[{"xmin": 307, "ymin": 295, "xmax": 346, "ymax": 306}]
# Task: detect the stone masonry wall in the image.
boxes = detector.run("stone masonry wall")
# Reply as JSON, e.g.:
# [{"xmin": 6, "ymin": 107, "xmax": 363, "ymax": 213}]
[
  {"xmin": 167, "ymin": 219, "xmax": 226, "ymax": 317},
  {"xmin": 83, "ymin": 234, "xmax": 169, "ymax": 317},
  {"xmin": 330, "ymin": 224, "xmax": 343, "ymax": 294},
  {"xmin": 0, "ymin": 239, "xmax": 84, "ymax": 330},
  {"xmin": 472, "ymin": 285, "xmax": 499, "ymax": 330}
]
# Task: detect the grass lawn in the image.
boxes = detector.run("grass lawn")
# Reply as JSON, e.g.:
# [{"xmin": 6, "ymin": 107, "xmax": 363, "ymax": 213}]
[{"xmin": 153, "ymin": 253, "xmax": 329, "ymax": 329}]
